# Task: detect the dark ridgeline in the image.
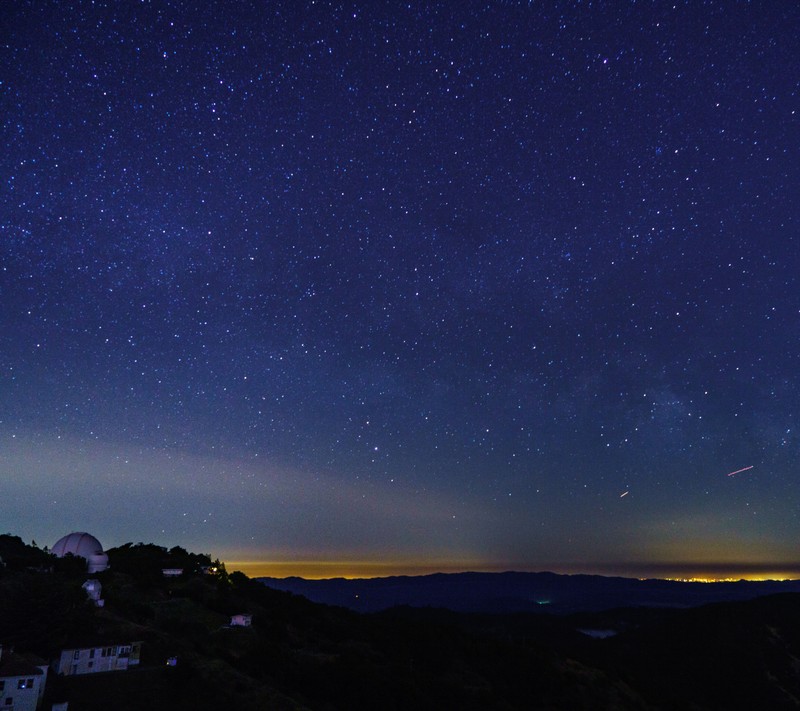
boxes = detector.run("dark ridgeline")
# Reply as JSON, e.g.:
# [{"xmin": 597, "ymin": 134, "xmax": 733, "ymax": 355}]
[
  {"xmin": 5, "ymin": 536, "xmax": 800, "ymax": 709},
  {"xmin": 258, "ymin": 570, "xmax": 800, "ymax": 614}
]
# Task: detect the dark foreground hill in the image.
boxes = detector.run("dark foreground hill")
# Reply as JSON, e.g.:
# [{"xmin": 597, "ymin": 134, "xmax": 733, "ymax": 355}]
[
  {"xmin": 258, "ymin": 570, "xmax": 800, "ymax": 613},
  {"xmin": 5, "ymin": 537, "xmax": 800, "ymax": 709}
]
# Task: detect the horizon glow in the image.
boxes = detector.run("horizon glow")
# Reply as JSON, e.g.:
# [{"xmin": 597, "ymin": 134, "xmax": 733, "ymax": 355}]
[{"xmin": 226, "ymin": 560, "xmax": 800, "ymax": 583}]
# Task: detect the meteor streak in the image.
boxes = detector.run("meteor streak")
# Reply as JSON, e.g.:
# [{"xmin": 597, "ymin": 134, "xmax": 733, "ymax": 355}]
[
  {"xmin": 727, "ymin": 465, "xmax": 754, "ymax": 477},
  {"xmin": 620, "ymin": 490, "xmax": 629, "ymax": 498}
]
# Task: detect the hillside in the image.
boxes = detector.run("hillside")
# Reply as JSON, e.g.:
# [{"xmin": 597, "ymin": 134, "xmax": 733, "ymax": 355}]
[{"xmin": 4, "ymin": 536, "xmax": 800, "ymax": 709}]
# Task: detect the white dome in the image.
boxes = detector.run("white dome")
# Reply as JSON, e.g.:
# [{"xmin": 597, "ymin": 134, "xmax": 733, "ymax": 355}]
[{"xmin": 52, "ymin": 532, "xmax": 109, "ymax": 572}]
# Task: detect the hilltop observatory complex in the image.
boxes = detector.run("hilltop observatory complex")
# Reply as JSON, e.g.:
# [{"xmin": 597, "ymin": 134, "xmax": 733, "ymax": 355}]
[{"xmin": 51, "ymin": 532, "xmax": 109, "ymax": 573}]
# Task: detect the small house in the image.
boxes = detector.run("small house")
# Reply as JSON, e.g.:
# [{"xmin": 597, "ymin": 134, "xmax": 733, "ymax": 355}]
[{"xmin": 230, "ymin": 613, "xmax": 252, "ymax": 627}]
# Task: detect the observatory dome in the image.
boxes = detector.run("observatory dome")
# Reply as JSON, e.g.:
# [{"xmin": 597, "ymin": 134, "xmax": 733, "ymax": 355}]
[{"xmin": 52, "ymin": 532, "xmax": 109, "ymax": 573}]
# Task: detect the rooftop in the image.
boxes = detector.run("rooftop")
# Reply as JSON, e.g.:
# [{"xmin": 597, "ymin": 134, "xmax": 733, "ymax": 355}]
[{"xmin": 0, "ymin": 649, "xmax": 46, "ymax": 678}]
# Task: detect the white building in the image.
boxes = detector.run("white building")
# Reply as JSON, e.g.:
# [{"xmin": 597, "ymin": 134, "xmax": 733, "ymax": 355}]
[
  {"xmin": 51, "ymin": 532, "xmax": 109, "ymax": 574},
  {"xmin": 81, "ymin": 579, "xmax": 104, "ymax": 607},
  {"xmin": 230, "ymin": 613, "xmax": 252, "ymax": 627},
  {"xmin": 0, "ymin": 645, "xmax": 48, "ymax": 711},
  {"xmin": 53, "ymin": 642, "xmax": 141, "ymax": 676}
]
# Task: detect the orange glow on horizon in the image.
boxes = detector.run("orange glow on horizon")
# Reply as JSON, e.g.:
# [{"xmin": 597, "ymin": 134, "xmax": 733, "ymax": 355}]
[
  {"xmin": 225, "ymin": 559, "xmax": 800, "ymax": 582},
  {"xmin": 227, "ymin": 559, "xmax": 494, "ymax": 579}
]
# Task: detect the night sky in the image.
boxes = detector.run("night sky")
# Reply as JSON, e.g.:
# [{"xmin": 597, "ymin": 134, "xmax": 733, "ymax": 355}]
[{"xmin": 2, "ymin": 1, "xmax": 799, "ymax": 580}]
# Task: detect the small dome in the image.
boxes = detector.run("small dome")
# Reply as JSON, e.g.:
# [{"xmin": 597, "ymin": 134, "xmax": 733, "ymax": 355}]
[{"xmin": 52, "ymin": 532, "xmax": 109, "ymax": 572}]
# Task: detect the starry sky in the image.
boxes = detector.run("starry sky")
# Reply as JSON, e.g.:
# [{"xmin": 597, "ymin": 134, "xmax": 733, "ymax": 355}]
[{"xmin": 1, "ymin": 1, "xmax": 799, "ymax": 580}]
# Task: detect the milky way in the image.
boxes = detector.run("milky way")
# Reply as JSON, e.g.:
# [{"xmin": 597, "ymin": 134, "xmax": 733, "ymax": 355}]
[{"xmin": 1, "ymin": 2, "xmax": 798, "ymax": 578}]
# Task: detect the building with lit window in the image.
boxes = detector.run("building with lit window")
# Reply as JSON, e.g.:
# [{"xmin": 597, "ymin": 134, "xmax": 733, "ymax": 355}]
[{"xmin": 0, "ymin": 645, "xmax": 48, "ymax": 711}]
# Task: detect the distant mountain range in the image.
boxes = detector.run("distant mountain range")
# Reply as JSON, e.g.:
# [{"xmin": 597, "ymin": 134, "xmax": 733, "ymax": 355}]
[{"xmin": 258, "ymin": 571, "xmax": 800, "ymax": 614}]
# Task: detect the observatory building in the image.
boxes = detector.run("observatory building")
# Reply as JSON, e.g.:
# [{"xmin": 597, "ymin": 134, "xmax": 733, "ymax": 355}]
[{"xmin": 51, "ymin": 532, "xmax": 109, "ymax": 573}]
